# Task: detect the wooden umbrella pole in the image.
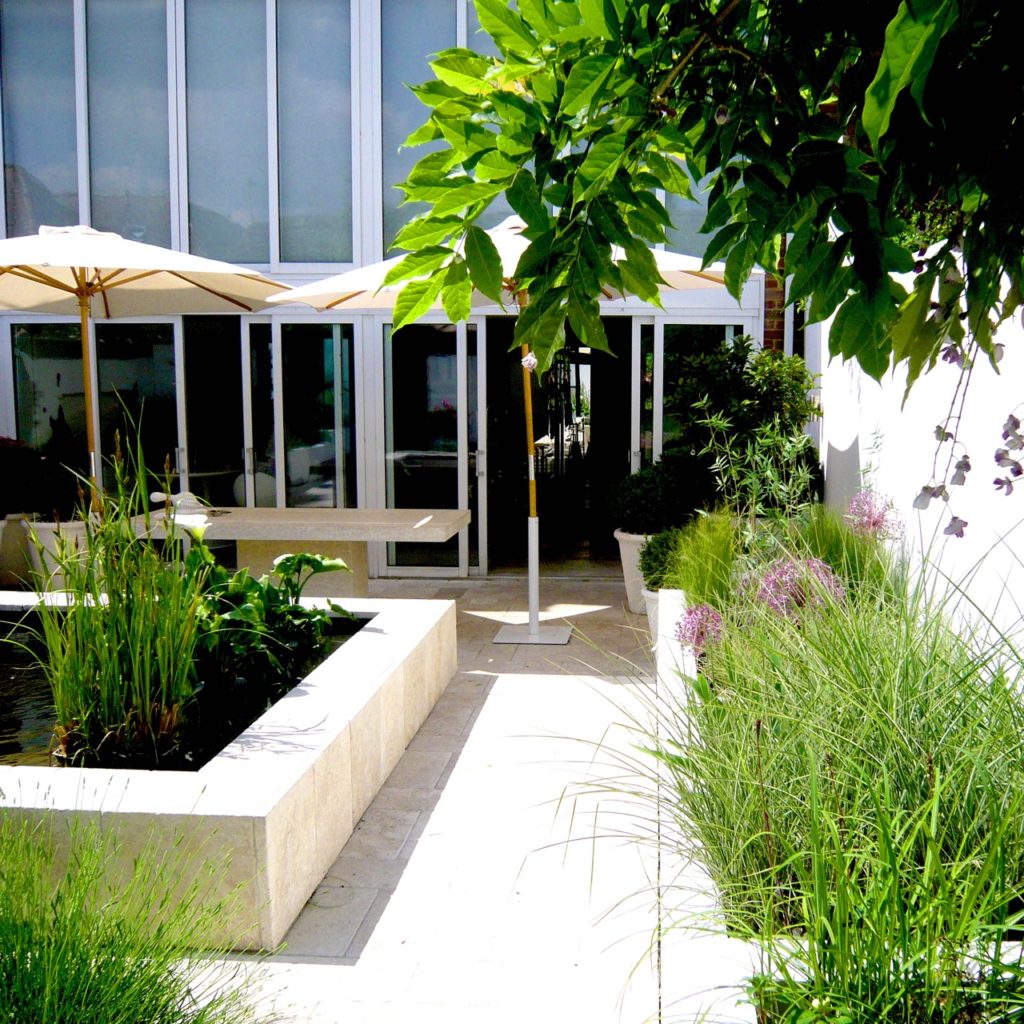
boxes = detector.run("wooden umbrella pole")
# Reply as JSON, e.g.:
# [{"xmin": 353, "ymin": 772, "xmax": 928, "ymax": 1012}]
[{"xmin": 520, "ymin": 341, "xmax": 538, "ymax": 519}]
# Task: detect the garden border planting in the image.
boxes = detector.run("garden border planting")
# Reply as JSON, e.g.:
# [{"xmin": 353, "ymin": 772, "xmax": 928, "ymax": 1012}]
[{"xmin": 0, "ymin": 593, "xmax": 456, "ymax": 951}]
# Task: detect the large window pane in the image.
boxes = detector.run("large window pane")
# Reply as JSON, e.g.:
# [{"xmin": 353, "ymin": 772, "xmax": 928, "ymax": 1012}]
[
  {"xmin": 381, "ymin": 0, "xmax": 456, "ymax": 252},
  {"xmin": 1, "ymin": 0, "xmax": 77, "ymax": 235},
  {"xmin": 183, "ymin": 315, "xmax": 244, "ymax": 505},
  {"xmin": 282, "ymin": 323, "xmax": 356, "ymax": 508},
  {"xmin": 384, "ymin": 323, "xmax": 458, "ymax": 566},
  {"xmin": 665, "ymin": 171, "xmax": 712, "ymax": 259},
  {"xmin": 10, "ymin": 323, "xmax": 86, "ymax": 516},
  {"xmin": 87, "ymin": 0, "xmax": 171, "ymax": 246},
  {"xmin": 185, "ymin": 0, "xmax": 269, "ymax": 262},
  {"xmin": 95, "ymin": 323, "xmax": 177, "ymax": 480},
  {"xmin": 277, "ymin": 0, "xmax": 352, "ymax": 263}
]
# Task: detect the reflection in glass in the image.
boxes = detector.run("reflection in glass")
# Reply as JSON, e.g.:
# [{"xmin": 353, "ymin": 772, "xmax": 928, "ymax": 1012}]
[
  {"xmin": 278, "ymin": 0, "xmax": 352, "ymax": 262},
  {"xmin": 640, "ymin": 323, "xmax": 654, "ymax": 466},
  {"xmin": 384, "ymin": 323, "xmax": 459, "ymax": 567},
  {"xmin": 95, "ymin": 323, "xmax": 177, "ymax": 481},
  {"xmin": 381, "ymin": 0, "xmax": 455, "ymax": 251},
  {"xmin": 183, "ymin": 316, "xmax": 244, "ymax": 506},
  {"xmin": 665, "ymin": 170, "xmax": 712, "ymax": 259},
  {"xmin": 661, "ymin": 323, "xmax": 743, "ymax": 454},
  {"xmin": 1, "ymin": 0, "xmax": 77, "ymax": 235},
  {"xmin": 282, "ymin": 323, "xmax": 356, "ymax": 509},
  {"xmin": 11, "ymin": 324, "xmax": 87, "ymax": 478},
  {"xmin": 247, "ymin": 323, "xmax": 276, "ymax": 506},
  {"xmin": 185, "ymin": 0, "xmax": 269, "ymax": 262},
  {"xmin": 87, "ymin": 0, "xmax": 171, "ymax": 246}
]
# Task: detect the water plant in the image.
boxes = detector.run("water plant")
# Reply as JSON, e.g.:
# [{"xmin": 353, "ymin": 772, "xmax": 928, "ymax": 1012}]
[
  {"xmin": 27, "ymin": 435, "xmax": 209, "ymax": 766},
  {"xmin": 19, "ymin": 432, "xmax": 351, "ymax": 768}
]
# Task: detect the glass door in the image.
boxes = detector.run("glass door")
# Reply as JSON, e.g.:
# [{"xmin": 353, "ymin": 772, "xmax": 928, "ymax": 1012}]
[
  {"xmin": 279, "ymin": 322, "xmax": 357, "ymax": 508},
  {"xmin": 181, "ymin": 316, "xmax": 245, "ymax": 506},
  {"xmin": 382, "ymin": 321, "xmax": 478, "ymax": 572},
  {"xmin": 95, "ymin": 321, "xmax": 178, "ymax": 485}
]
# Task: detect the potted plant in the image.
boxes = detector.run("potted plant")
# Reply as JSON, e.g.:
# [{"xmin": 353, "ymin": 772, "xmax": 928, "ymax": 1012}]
[{"xmin": 638, "ymin": 527, "xmax": 683, "ymax": 634}]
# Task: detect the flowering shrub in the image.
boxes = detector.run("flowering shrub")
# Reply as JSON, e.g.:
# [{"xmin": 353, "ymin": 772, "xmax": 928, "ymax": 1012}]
[
  {"xmin": 675, "ymin": 603, "xmax": 724, "ymax": 656},
  {"xmin": 754, "ymin": 557, "xmax": 845, "ymax": 618},
  {"xmin": 846, "ymin": 490, "xmax": 902, "ymax": 539}
]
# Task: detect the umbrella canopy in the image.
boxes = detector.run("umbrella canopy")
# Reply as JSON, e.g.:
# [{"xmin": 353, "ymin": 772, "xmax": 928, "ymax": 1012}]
[
  {"xmin": 265, "ymin": 216, "xmax": 729, "ymax": 644},
  {"xmin": 268, "ymin": 216, "xmax": 725, "ymax": 311},
  {"xmin": 0, "ymin": 224, "xmax": 287, "ymax": 502}
]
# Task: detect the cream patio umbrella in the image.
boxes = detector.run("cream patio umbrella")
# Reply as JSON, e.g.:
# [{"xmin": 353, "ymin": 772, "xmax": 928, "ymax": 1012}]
[
  {"xmin": 0, "ymin": 224, "xmax": 287, "ymax": 506},
  {"xmin": 267, "ymin": 216, "xmax": 727, "ymax": 644}
]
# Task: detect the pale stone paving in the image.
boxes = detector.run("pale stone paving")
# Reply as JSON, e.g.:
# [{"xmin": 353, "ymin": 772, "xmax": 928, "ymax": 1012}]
[{"xmin": 244, "ymin": 576, "xmax": 756, "ymax": 1024}]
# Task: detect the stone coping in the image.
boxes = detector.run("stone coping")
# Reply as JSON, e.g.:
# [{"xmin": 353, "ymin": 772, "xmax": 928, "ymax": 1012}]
[{"xmin": 0, "ymin": 593, "xmax": 457, "ymax": 950}]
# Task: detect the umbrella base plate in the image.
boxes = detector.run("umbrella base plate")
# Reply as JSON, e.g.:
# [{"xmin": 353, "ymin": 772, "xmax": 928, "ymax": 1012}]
[{"xmin": 492, "ymin": 624, "xmax": 573, "ymax": 645}]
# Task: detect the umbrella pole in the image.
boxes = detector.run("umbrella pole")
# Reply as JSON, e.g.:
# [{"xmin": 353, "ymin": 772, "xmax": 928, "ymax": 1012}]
[
  {"xmin": 492, "ymin": 342, "xmax": 571, "ymax": 646},
  {"xmin": 77, "ymin": 289, "xmax": 101, "ymax": 512}
]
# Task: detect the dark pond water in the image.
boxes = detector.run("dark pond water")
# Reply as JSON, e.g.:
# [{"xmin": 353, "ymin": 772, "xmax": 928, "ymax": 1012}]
[
  {"xmin": 0, "ymin": 613, "xmax": 363, "ymax": 768},
  {"xmin": 0, "ymin": 622, "xmax": 56, "ymax": 766}
]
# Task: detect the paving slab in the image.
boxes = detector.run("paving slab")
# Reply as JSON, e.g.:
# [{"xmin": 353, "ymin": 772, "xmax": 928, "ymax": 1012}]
[{"xmin": 242, "ymin": 574, "xmax": 755, "ymax": 1024}]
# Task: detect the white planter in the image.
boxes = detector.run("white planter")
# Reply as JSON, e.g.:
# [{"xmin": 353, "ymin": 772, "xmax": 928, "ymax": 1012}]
[
  {"xmin": 655, "ymin": 588, "xmax": 696, "ymax": 683},
  {"xmin": 614, "ymin": 527, "xmax": 649, "ymax": 614},
  {"xmin": 642, "ymin": 586, "xmax": 659, "ymax": 635},
  {"xmin": 0, "ymin": 593, "xmax": 456, "ymax": 951}
]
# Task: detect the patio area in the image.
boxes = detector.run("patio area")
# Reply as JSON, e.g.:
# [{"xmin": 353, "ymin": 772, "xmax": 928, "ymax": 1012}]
[{"xmin": 247, "ymin": 574, "xmax": 755, "ymax": 1023}]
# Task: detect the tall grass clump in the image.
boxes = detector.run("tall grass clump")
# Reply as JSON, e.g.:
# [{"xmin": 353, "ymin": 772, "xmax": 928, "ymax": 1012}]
[
  {"xmin": 27, "ymin": 434, "xmax": 209, "ymax": 767},
  {"xmin": 661, "ymin": 510, "xmax": 738, "ymax": 608},
  {"xmin": 0, "ymin": 817, "xmax": 264, "ymax": 1024},
  {"xmin": 745, "ymin": 765, "xmax": 1024, "ymax": 1022},
  {"xmin": 654, "ymin": 570, "xmax": 1024, "ymax": 931}
]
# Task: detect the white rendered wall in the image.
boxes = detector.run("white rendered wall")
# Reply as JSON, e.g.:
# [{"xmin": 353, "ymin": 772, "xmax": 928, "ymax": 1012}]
[{"xmin": 817, "ymin": 314, "xmax": 1024, "ymax": 630}]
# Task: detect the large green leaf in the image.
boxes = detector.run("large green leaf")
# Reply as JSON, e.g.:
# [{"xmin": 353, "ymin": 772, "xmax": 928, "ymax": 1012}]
[
  {"xmin": 464, "ymin": 224, "xmax": 504, "ymax": 302},
  {"xmin": 392, "ymin": 216, "xmax": 463, "ymax": 251},
  {"xmin": 559, "ymin": 54, "xmax": 615, "ymax": 117},
  {"xmin": 430, "ymin": 51, "xmax": 493, "ymax": 96},
  {"xmin": 383, "ymin": 246, "xmax": 453, "ymax": 286},
  {"xmin": 576, "ymin": 133, "xmax": 625, "ymax": 195},
  {"xmin": 473, "ymin": 0, "xmax": 538, "ymax": 54},
  {"xmin": 441, "ymin": 261, "xmax": 474, "ymax": 322},
  {"xmin": 507, "ymin": 170, "xmax": 550, "ymax": 229},
  {"xmin": 393, "ymin": 275, "xmax": 445, "ymax": 330},
  {"xmin": 863, "ymin": 0, "xmax": 953, "ymax": 150}
]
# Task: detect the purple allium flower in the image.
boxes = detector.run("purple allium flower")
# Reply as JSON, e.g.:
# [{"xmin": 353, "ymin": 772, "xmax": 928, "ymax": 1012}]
[
  {"xmin": 675, "ymin": 603, "xmax": 724, "ymax": 657},
  {"xmin": 943, "ymin": 515, "xmax": 968, "ymax": 538},
  {"xmin": 755, "ymin": 557, "xmax": 845, "ymax": 618},
  {"xmin": 846, "ymin": 490, "xmax": 902, "ymax": 538}
]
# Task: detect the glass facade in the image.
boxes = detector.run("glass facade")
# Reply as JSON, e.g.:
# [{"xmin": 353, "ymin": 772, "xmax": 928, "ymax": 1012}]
[
  {"xmin": 87, "ymin": 0, "xmax": 171, "ymax": 245},
  {"xmin": 185, "ymin": 0, "xmax": 269, "ymax": 262},
  {"xmin": 277, "ymin": 0, "xmax": 352, "ymax": 263},
  {"xmin": 0, "ymin": 0, "xmax": 77, "ymax": 235},
  {"xmin": 282, "ymin": 322, "xmax": 357, "ymax": 509},
  {"xmin": 381, "ymin": 0, "xmax": 456, "ymax": 251}
]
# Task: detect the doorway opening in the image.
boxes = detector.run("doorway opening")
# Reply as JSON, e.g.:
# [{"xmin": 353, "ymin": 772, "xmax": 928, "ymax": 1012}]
[{"xmin": 485, "ymin": 317, "xmax": 631, "ymax": 574}]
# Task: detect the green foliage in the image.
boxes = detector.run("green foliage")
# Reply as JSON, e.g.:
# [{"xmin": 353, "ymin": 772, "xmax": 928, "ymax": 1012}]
[
  {"xmin": 638, "ymin": 527, "xmax": 683, "ymax": 590},
  {"xmin": 27, "ymin": 436, "xmax": 209, "ymax": 767},
  {"xmin": 660, "ymin": 510, "xmax": 738, "ymax": 608},
  {"xmin": 607, "ymin": 453, "xmax": 704, "ymax": 535},
  {"xmin": 701, "ymin": 413, "xmax": 821, "ymax": 524},
  {"xmin": 746, "ymin": 769, "xmax": 1024, "ymax": 1024},
  {"xmin": 653, "ymin": 569, "xmax": 1024, "ymax": 934},
  {"xmin": 393, "ymin": 0, "xmax": 1023, "ymax": 388},
  {"xmin": 788, "ymin": 502, "xmax": 903, "ymax": 601},
  {"xmin": 0, "ymin": 818, "xmax": 263, "ymax": 1024},
  {"xmin": 188, "ymin": 551, "xmax": 354, "ymax": 756},
  {"xmin": 20, "ymin": 435, "xmax": 351, "ymax": 769}
]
